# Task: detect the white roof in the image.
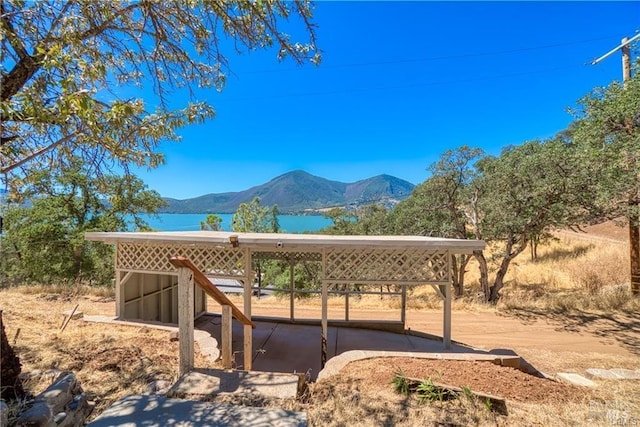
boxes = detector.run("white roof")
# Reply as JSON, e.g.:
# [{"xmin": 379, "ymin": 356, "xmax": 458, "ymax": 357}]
[{"xmin": 85, "ymin": 231, "xmax": 485, "ymax": 253}]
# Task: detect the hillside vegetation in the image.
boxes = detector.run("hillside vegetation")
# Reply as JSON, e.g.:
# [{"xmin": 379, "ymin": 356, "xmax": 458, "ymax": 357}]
[{"xmin": 160, "ymin": 170, "xmax": 415, "ymax": 214}]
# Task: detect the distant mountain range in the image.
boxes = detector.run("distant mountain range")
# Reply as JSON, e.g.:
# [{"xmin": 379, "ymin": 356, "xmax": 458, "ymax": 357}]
[{"xmin": 160, "ymin": 170, "xmax": 415, "ymax": 214}]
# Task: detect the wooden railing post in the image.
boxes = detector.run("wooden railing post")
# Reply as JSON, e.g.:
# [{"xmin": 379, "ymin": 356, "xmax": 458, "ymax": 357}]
[
  {"xmin": 243, "ymin": 324, "xmax": 253, "ymax": 371},
  {"xmin": 177, "ymin": 266, "xmax": 194, "ymax": 376},
  {"xmin": 169, "ymin": 256, "xmax": 256, "ymax": 373},
  {"xmin": 221, "ymin": 305, "xmax": 232, "ymax": 369}
]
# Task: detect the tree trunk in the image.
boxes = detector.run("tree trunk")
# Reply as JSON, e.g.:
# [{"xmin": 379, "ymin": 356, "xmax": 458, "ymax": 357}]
[
  {"xmin": 0, "ymin": 310, "xmax": 25, "ymax": 401},
  {"xmin": 473, "ymin": 250, "xmax": 490, "ymax": 301},
  {"xmin": 451, "ymin": 254, "xmax": 470, "ymax": 297},
  {"xmin": 489, "ymin": 257, "xmax": 511, "ymax": 303},
  {"xmin": 488, "ymin": 238, "xmax": 528, "ymax": 303},
  {"xmin": 530, "ymin": 236, "xmax": 539, "ymax": 261}
]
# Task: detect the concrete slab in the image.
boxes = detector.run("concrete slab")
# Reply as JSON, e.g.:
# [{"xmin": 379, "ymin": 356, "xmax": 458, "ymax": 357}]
[
  {"xmin": 586, "ymin": 368, "xmax": 640, "ymax": 380},
  {"xmin": 585, "ymin": 368, "xmax": 622, "ymax": 380},
  {"xmin": 194, "ymin": 314, "xmax": 491, "ymax": 380},
  {"xmin": 89, "ymin": 314, "xmax": 500, "ymax": 382},
  {"xmin": 335, "ymin": 326, "xmax": 414, "ymax": 354},
  {"xmin": 88, "ymin": 395, "xmax": 306, "ymax": 427},
  {"xmin": 557, "ymin": 372, "xmax": 597, "ymax": 387},
  {"xmin": 252, "ymin": 323, "xmax": 338, "ymax": 378},
  {"xmin": 168, "ymin": 369, "xmax": 300, "ymax": 400},
  {"xmin": 609, "ymin": 368, "xmax": 640, "ymax": 380}
]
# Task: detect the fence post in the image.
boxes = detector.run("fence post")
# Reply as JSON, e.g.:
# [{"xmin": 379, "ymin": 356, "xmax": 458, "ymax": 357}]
[
  {"xmin": 221, "ymin": 305, "xmax": 232, "ymax": 369},
  {"xmin": 177, "ymin": 267, "xmax": 194, "ymax": 376}
]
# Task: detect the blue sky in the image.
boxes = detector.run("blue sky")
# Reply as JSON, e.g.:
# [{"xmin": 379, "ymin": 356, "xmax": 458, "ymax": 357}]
[{"xmin": 132, "ymin": 1, "xmax": 639, "ymax": 199}]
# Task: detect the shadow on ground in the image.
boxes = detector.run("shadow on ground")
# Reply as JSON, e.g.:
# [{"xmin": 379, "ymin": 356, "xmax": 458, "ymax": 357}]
[{"xmin": 500, "ymin": 307, "xmax": 640, "ymax": 356}]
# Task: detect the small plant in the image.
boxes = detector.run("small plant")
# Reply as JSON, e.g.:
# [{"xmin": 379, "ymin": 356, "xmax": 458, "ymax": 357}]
[
  {"xmin": 461, "ymin": 385, "xmax": 474, "ymax": 400},
  {"xmin": 416, "ymin": 378, "xmax": 450, "ymax": 403},
  {"xmin": 391, "ymin": 369, "xmax": 410, "ymax": 396}
]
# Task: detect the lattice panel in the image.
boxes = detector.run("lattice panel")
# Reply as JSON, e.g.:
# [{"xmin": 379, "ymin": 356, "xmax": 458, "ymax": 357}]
[
  {"xmin": 116, "ymin": 242, "xmax": 246, "ymax": 276},
  {"xmin": 253, "ymin": 251, "xmax": 322, "ymax": 262},
  {"xmin": 324, "ymin": 248, "xmax": 449, "ymax": 283}
]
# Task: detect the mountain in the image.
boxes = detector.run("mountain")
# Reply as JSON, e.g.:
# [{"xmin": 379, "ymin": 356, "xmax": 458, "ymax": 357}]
[{"xmin": 160, "ymin": 170, "xmax": 415, "ymax": 214}]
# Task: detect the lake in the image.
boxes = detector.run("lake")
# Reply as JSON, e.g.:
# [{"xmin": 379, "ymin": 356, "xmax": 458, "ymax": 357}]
[{"xmin": 139, "ymin": 213, "xmax": 332, "ymax": 233}]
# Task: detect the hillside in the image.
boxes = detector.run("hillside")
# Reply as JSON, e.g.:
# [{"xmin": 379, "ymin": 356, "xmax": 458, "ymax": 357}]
[{"xmin": 160, "ymin": 170, "xmax": 415, "ymax": 214}]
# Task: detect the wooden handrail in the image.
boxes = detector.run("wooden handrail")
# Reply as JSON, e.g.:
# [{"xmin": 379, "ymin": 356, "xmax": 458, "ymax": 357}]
[{"xmin": 169, "ymin": 256, "xmax": 255, "ymax": 328}]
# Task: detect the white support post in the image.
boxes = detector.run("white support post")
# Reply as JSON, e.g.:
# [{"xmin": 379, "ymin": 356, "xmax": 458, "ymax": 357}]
[
  {"xmin": 243, "ymin": 249, "xmax": 253, "ymax": 370},
  {"xmin": 443, "ymin": 251, "xmax": 452, "ymax": 350},
  {"xmin": 321, "ymin": 280, "xmax": 328, "ymax": 368},
  {"xmin": 221, "ymin": 305, "xmax": 232, "ymax": 369},
  {"xmin": 289, "ymin": 261, "xmax": 295, "ymax": 321},
  {"xmin": 400, "ymin": 286, "xmax": 407, "ymax": 326},
  {"xmin": 345, "ymin": 284, "xmax": 349, "ymax": 321},
  {"xmin": 443, "ymin": 282, "xmax": 451, "ymax": 350},
  {"xmin": 114, "ymin": 244, "xmax": 121, "ymax": 318},
  {"xmin": 115, "ymin": 271, "xmax": 124, "ymax": 319},
  {"xmin": 177, "ymin": 267, "xmax": 195, "ymax": 376},
  {"xmin": 138, "ymin": 274, "xmax": 144, "ymax": 320},
  {"xmin": 321, "ymin": 249, "xmax": 328, "ymax": 368}
]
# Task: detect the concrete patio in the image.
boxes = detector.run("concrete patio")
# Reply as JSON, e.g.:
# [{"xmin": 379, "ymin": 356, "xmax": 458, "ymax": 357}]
[{"xmin": 195, "ymin": 313, "xmax": 487, "ymax": 380}]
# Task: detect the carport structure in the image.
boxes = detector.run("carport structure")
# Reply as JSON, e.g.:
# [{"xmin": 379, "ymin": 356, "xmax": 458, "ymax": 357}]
[{"xmin": 85, "ymin": 231, "xmax": 485, "ymax": 371}]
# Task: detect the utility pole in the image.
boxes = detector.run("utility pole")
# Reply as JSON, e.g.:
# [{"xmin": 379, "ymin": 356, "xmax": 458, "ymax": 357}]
[
  {"xmin": 592, "ymin": 34, "xmax": 640, "ymax": 295},
  {"xmin": 622, "ymin": 38, "xmax": 640, "ymax": 296}
]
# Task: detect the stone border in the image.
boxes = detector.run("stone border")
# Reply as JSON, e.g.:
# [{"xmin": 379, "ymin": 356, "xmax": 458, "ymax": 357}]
[
  {"xmin": 14, "ymin": 372, "xmax": 92, "ymax": 426},
  {"xmin": 316, "ymin": 350, "xmax": 523, "ymax": 381}
]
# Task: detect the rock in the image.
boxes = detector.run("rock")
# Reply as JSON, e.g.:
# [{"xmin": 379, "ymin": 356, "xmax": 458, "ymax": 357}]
[
  {"xmin": 145, "ymin": 379, "xmax": 173, "ymax": 395},
  {"xmin": 16, "ymin": 401, "xmax": 53, "ymax": 426},
  {"xmin": 169, "ymin": 331, "xmax": 179, "ymax": 342},
  {"xmin": 41, "ymin": 372, "xmax": 78, "ymax": 411},
  {"xmin": 15, "ymin": 372, "xmax": 92, "ymax": 427}
]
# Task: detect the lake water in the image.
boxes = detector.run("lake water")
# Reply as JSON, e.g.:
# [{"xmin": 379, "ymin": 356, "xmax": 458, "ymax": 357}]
[{"xmin": 139, "ymin": 213, "xmax": 332, "ymax": 233}]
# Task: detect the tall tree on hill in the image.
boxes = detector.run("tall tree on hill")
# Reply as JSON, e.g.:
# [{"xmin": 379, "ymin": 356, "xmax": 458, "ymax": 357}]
[
  {"xmin": 572, "ymin": 73, "xmax": 640, "ymax": 295},
  {"xmin": 389, "ymin": 146, "xmax": 483, "ymax": 296},
  {"xmin": 473, "ymin": 139, "xmax": 594, "ymax": 302},
  {"xmin": 392, "ymin": 141, "xmax": 594, "ymax": 302},
  {"xmin": 0, "ymin": 1, "xmax": 319, "ymax": 193}
]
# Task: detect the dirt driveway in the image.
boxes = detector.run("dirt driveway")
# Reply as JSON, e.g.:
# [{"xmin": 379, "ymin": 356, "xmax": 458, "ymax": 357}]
[{"xmin": 41, "ymin": 292, "xmax": 640, "ymax": 374}]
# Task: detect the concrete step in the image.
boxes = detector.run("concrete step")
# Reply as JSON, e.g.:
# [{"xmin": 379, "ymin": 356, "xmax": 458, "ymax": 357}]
[
  {"xmin": 88, "ymin": 395, "xmax": 307, "ymax": 427},
  {"xmin": 556, "ymin": 372, "xmax": 597, "ymax": 387},
  {"xmin": 168, "ymin": 368, "xmax": 302, "ymax": 401}
]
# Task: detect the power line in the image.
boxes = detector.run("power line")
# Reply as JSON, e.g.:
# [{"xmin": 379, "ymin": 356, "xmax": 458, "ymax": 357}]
[
  {"xmin": 225, "ymin": 63, "xmax": 584, "ymax": 103},
  {"xmin": 238, "ymin": 33, "xmax": 629, "ymax": 75}
]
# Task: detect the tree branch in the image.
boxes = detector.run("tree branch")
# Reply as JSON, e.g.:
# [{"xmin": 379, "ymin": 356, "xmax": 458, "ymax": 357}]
[{"xmin": 1, "ymin": 132, "xmax": 79, "ymax": 174}]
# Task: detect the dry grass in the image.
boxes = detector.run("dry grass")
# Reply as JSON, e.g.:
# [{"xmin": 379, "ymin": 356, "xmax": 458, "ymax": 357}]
[
  {"xmin": 307, "ymin": 357, "xmax": 639, "ymax": 426},
  {"xmin": 1, "ymin": 291, "xmax": 216, "ymax": 423},
  {"xmin": 2, "ymin": 231, "xmax": 639, "ymax": 426},
  {"xmin": 496, "ymin": 237, "xmax": 640, "ymax": 313}
]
